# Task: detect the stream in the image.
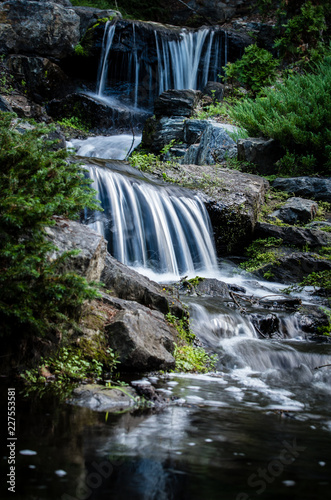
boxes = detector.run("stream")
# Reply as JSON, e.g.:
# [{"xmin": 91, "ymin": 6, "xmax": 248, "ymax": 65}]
[{"xmin": 1, "ymin": 20, "xmax": 330, "ymax": 500}]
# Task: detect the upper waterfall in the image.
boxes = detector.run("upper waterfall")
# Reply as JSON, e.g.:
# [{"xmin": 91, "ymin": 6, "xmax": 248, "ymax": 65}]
[
  {"xmin": 93, "ymin": 21, "xmax": 229, "ymax": 108},
  {"xmin": 84, "ymin": 164, "xmax": 218, "ymax": 277}
]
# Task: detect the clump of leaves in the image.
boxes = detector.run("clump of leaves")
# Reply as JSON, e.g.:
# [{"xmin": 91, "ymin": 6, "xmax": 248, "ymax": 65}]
[
  {"xmin": 223, "ymin": 44, "xmax": 279, "ymax": 96},
  {"xmin": 166, "ymin": 312, "xmax": 218, "ymax": 373},
  {"xmin": 240, "ymin": 237, "xmax": 283, "ymax": 276},
  {"xmin": 57, "ymin": 116, "xmax": 90, "ymax": 134},
  {"xmin": 0, "ymin": 112, "xmax": 101, "ymax": 340}
]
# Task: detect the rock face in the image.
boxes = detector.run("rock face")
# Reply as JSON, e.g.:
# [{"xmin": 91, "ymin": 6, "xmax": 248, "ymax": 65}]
[
  {"xmin": 7, "ymin": 55, "xmax": 73, "ymax": 103},
  {"xmin": 237, "ymin": 137, "xmax": 284, "ymax": 175},
  {"xmin": 45, "ymin": 217, "xmax": 108, "ymax": 282},
  {"xmin": 142, "ymin": 116, "xmax": 186, "ymax": 153},
  {"xmin": 268, "ymin": 197, "xmax": 318, "ymax": 225},
  {"xmin": 272, "ymin": 177, "xmax": 331, "ymax": 203},
  {"xmin": 0, "ymin": 1, "xmax": 81, "ymax": 59}
]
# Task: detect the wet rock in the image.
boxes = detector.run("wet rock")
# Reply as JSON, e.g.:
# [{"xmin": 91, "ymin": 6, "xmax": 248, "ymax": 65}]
[
  {"xmin": 0, "ymin": 0, "xmax": 80, "ymax": 59},
  {"xmin": 2, "ymin": 93, "xmax": 47, "ymax": 120},
  {"xmin": 103, "ymin": 295, "xmax": 177, "ymax": 372},
  {"xmin": 272, "ymin": 177, "xmax": 331, "ymax": 203},
  {"xmin": 248, "ymin": 313, "xmax": 281, "ymax": 338},
  {"xmin": 237, "ymin": 137, "xmax": 284, "ymax": 175},
  {"xmin": 133, "ymin": 383, "xmax": 166, "ymax": 406},
  {"xmin": 255, "ymin": 222, "xmax": 331, "ymax": 249},
  {"xmin": 47, "ymin": 93, "xmax": 149, "ymax": 133},
  {"xmin": 268, "ymin": 197, "xmax": 318, "ymax": 225},
  {"xmin": 7, "ymin": 55, "xmax": 73, "ymax": 103},
  {"xmin": 45, "ymin": 218, "xmax": 107, "ymax": 282},
  {"xmin": 295, "ymin": 305, "xmax": 330, "ymax": 335},
  {"xmin": 179, "ymin": 278, "xmax": 230, "ymax": 298},
  {"xmin": 72, "ymin": 6, "xmax": 121, "ymax": 38},
  {"xmin": 69, "ymin": 384, "xmax": 138, "ymax": 412},
  {"xmin": 183, "ymin": 119, "xmax": 209, "ymax": 145},
  {"xmin": 46, "ymin": 127, "xmax": 66, "ymax": 151},
  {"xmin": 101, "ymin": 254, "xmax": 184, "ymax": 317}
]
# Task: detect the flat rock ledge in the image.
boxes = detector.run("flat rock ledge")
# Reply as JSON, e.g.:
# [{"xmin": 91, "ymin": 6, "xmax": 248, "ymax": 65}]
[{"xmin": 68, "ymin": 384, "xmax": 138, "ymax": 412}]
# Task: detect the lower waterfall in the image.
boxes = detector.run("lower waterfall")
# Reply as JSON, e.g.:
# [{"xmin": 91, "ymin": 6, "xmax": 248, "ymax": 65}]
[{"xmin": 84, "ymin": 164, "xmax": 218, "ymax": 276}]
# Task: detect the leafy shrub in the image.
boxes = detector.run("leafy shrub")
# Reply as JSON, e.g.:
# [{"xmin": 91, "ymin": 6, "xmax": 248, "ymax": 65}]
[
  {"xmin": 223, "ymin": 44, "xmax": 279, "ymax": 95},
  {"xmin": 166, "ymin": 312, "xmax": 218, "ymax": 373},
  {"xmin": 275, "ymin": 1, "xmax": 329, "ymax": 65},
  {"xmin": 229, "ymin": 57, "xmax": 331, "ymax": 174},
  {"xmin": 240, "ymin": 238, "xmax": 283, "ymax": 276},
  {"xmin": 0, "ymin": 112, "xmax": 101, "ymax": 339},
  {"xmin": 57, "ymin": 115, "xmax": 89, "ymax": 133}
]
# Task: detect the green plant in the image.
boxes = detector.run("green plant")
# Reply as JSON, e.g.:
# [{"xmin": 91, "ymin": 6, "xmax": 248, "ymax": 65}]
[
  {"xmin": 240, "ymin": 237, "xmax": 283, "ymax": 274},
  {"xmin": 129, "ymin": 150, "xmax": 160, "ymax": 172},
  {"xmin": 166, "ymin": 312, "xmax": 218, "ymax": 373},
  {"xmin": 74, "ymin": 43, "xmax": 88, "ymax": 57},
  {"xmin": 284, "ymin": 270, "xmax": 331, "ymax": 296},
  {"xmin": 0, "ymin": 112, "xmax": 101, "ymax": 340},
  {"xmin": 57, "ymin": 116, "xmax": 89, "ymax": 133},
  {"xmin": 223, "ymin": 44, "xmax": 279, "ymax": 96},
  {"xmin": 229, "ymin": 57, "xmax": 331, "ymax": 174}
]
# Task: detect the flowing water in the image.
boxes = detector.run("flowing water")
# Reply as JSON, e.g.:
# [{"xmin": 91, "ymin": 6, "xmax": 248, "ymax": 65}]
[{"xmin": 3, "ymin": 22, "xmax": 330, "ymax": 500}]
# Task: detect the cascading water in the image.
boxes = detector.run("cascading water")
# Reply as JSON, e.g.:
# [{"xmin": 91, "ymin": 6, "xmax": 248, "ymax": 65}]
[
  {"xmin": 94, "ymin": 22, "xmax": 228, "ymax": 107},
  {"xmin": 84, "ymin": 164, "xmax": 218, "ymax": 276}
]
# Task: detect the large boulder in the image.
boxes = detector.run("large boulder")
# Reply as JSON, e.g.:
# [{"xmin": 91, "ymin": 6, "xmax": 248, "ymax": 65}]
[
  {"xmin": 255, "ymin": 222, "xmax": 331, "ymax": 249},
  {"xmin": 142, "ymin": 116, "xmax": 185, "ymax": 153},
  {"xmin": 272, "ymin": 177, "xmax": 331, "ymax": 203},
  {"xmin": 102, "ymin": 294, "xmax": 177, "ymax": 372},
  {"xmin": 45, "ymin": 217, "xmax": 107, "ymax": 282},
  {"xmin": 72, "ymin": 6, "xmax": 121, "ymax": 38},
  {"xmin": 268, "ymin": 197, "xmax": 318, "ymax": 225},
  {"xmin": 0, "ymin": 1, "xmax": 81, "ymax": 59},
  {"xmin": 7, "ymin": 55, "xmax": 73, "ymax": 103},
  {"xmin": 237, "ymin": 137, "xmax": 284, "ymax": 175}
]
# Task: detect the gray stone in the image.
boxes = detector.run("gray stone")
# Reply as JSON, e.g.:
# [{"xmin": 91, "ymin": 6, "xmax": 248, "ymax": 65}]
[
  {"xmin": 0, "ymin": 1, "xmax": 81, "ymax": 59},
  {"xmin": 237, "ymin": 137, "xmax": 284, "ymax": 175},
  {"xmin": 69, "ymin": 384, "xmax": 138, "ymax": 412},
  {"xmin": 182, "ymin": 121, "xmax": 237, "ymax": 165},
  {"xmin": 272, "ymin": 177, "xmax": 331, "ymax": 203},
  {"xmin": 184, "ymin": 119, "xmax": 209, "ymax": 145},
  {"xmin": 101, "ymin": 254, "xmax": 184, "ymax": 317},
  {"xmin": 269, "ymin": 197, "xmax": 318, "ymax": 225},
  {"xmin": 72, "ymin": 6, "xmax": 121, "ymax": 38},
  {"xmin": 103, "ymin": 295, "xmax": 177, "ymax": 372},
  {"xmin": 255, "ymin": 222, "xmax": 331, "ymax": 249},
  {"xmin": 0, "ymin": 95, "xmax": 13, "ymax": 112},
  {"xmin": 45, "ymin": 218, "xmax": 107, "ymax": 282},
  {"xmin": 154, "ymin": 89, "xmax": 202, "ymax": 118}
]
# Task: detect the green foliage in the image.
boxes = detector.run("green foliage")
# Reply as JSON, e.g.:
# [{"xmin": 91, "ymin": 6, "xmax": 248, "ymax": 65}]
[
  {"xmin": 0, "ymin": 112, "xmax": 101, "ymax": 339},
  {"xmin": 166, "ymin": 312, "xmax": 218, "ymax": 373},
  {"xmin": 129, "ymin": 150, "xmax": 160, "ymax": 172},
  {"xmin": 57, "ymin": 116, "xmax": 89, "ymax": 134},
  {"xmin": 240, "ymin": 237, "xmax": 283, "ymax": 275},
  {"xmin": 195, "ymin": 101, "xmax": 231, "ymax": 120},
  {"xmin": 284, "ymin": 270, "xmax": 331, "ymax": 297},
  {"xmin": 317, "ymin": 307, "xmax": 331, "ymax": 336},
  {"xmin": 223, "ymin": 44, "xmax": 279, "ymax": 96},
  {"xmin": 229, "ymin": 57, "xmax": 331, "ymax": 174},
  {"xmin": 275, "ymin": 1, "xmax": 329, "ymax": 65},
  {"xmin": 74, "ymin": 43, "xmax": 88, "ymax": 57}
]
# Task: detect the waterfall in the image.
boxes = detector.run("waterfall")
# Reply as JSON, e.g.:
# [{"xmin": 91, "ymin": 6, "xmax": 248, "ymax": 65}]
[
  {"xmin": 95, "ymin": 23, "xmax": 228, "ymax": 107},
  {"xmin": 84, "ymin": 165, "xmax": 218, "ymax": 276},
  {"xmin": 96, "ymin": 21, "xmax": 116, "ymax": 96}
]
